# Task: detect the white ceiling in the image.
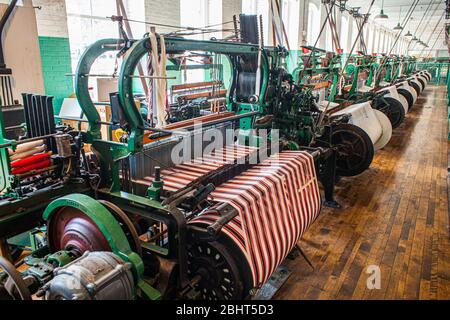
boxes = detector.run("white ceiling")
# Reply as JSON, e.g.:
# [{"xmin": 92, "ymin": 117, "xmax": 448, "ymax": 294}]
[{"xmin": 347, "ymin": 0, "xmax": 447, "ymax": 51}]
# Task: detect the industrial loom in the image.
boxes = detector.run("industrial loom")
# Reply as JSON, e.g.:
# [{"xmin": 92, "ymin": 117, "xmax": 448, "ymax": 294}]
[
  {"xmin": 0, "ymin": 30, "xmax": 331, "ymax": 300},
  {"xmin": 3, "ymin": 8, "xmax": 432, "ymax": 298}
]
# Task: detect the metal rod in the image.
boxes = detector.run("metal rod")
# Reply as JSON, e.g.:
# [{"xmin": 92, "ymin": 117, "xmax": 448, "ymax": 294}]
[
  {"xmin": 0, "ymin": 134, "xmax": 55, "ymax": 149},
  {"xmin": 180, "ymin": 111, "xmax": 260, "ymax": 132},
  {"xmin": 5, "ymin": 124, "xmax": 24, "ymax": 131},
  {"xmin": 65, "ymin": 73, "xmax": 176, "ymax": 80},
  {"xmin": 58, "ymin": 116, "xmax": 114, "ymax": 126}
]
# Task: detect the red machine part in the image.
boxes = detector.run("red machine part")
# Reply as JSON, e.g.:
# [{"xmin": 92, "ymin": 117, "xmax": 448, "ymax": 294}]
[
  {"xmin": 10, "ymin": 152, "xmax": 52, "ymax": 175},
  {"xmin": 47, "ymin": 207, "xmax": 112, "ymax": 255}
]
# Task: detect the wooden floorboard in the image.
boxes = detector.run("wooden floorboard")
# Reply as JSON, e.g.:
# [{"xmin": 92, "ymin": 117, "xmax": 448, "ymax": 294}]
[{"xmin": 274, "ymin": 85, "xmax": 450, "ymax": 300}]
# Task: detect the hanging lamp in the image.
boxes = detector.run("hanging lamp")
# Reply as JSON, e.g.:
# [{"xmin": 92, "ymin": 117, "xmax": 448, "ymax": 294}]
[
  {"xmin": 393, "ymin": 7, "xmax": 403, "ymax": 30},
  {"xmin": 374, "ymin": 0, "xmax": 389, "ymax": 21}
]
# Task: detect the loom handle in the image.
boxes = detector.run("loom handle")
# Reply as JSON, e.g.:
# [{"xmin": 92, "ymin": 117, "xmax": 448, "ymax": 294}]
[{"xmin": 206, "ymin": 204, "xmax": 239, "ymax": 238}]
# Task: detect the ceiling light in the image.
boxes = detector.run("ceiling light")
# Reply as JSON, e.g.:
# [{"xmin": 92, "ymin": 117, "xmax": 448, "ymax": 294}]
[
  {"xmin": 374, "ymin": 0, "xmax": 389, "ymax": 21},
  {"xmin": 405, "ymin": 30, "xmax": 413, "ymax": 37},
  {"xmin": 374, "ymin": 10, "xmax": 389, "ymax": 21},
  {"xmin": 393, "ymin": 23, "xmax": 403, "ymax": 31},
  {"xmin": 394, "ymin": 7, "xmax": 404, "ymax": 31}
]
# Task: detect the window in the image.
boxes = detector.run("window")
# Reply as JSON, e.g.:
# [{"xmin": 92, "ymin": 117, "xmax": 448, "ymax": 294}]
[
  {"xmin": 281, "ymin": 0, "xmax": 300, "ymax": 49},
  {"xmin": 363, "ymin": 24, "xmax": 369, "ymax": 52},
  {"xmin": 340, "ymin": 15, "xmax": 349, "ymax": 53},
  {"xmin": 351, "ymin": 20, "xmax": 359, "ymax": 52},
  {"xmin": 180, "ymin": 0, "xmax": 222, "ymax": 83},
  {"xmin": 325, "ymin": 28, "xmax": 333, "ymax": 52},
  {"xmin": 66, "ymin": 0, "xmax": 146, "ymax": 74},
  {"xmin": 307, "ymin": 2, "xmax": 320, "ymax": 46},
  {"xmin": 386, "ymin": 33, "xmax": 392, "ymax": 53},
  {"xmin": 180, "ymin": 0, "xmax": 222, "ymax": 40},
  {"xmin": 380, "ymin": 31, "xmax": 386, "ymax": 52},
  {"xmin": 373, "ymin": 28, "xmax": 380, "ymax": 53},
  {"xmin": 367, "ymin": 24, "xmax": 374, "ymax": 53}
]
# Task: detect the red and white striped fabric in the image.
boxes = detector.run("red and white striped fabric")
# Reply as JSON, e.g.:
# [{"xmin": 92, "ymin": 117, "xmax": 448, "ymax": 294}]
[
  {"xmin": 140, "ymin": 147, "xmax": 321, "ymax": 288},
  {"xmin": 138, "ymin": 145, "xmax": 258, "ymax": 191},
  {"xmin": 190, "ymin": 151, "xmax": 321, "ymax": 287}
]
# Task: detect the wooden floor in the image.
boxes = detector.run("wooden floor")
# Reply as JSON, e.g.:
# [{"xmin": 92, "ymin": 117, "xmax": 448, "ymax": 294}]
[{"xmin": 275, "ymin": 85, "xmax": 450, "ymax": 300}]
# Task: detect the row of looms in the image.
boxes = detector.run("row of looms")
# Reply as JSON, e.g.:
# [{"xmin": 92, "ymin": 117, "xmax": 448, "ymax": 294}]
[{"xmin": 0, "ymin": 4, "xmax": 433, "ymax": 301}]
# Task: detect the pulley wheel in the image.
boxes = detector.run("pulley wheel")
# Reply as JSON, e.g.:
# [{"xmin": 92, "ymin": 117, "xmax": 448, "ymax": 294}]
[
  {"xmin": 47, "ymin": 207, "xmax": 111, "ymax": 255},
  {"xmin": 331, "ymin": 123, "xmax": 374, "ymax": 177},
  {"xmin": 0, "ymin": 257, "xmax": 31, "ymax": 300},
  {"xmin": 397, "ymin": 88, "xmax": 414, "ymax": 110},
  {"xmin": 98, "ymin": 200, "xmax": 142, "ymax": 257},
  {"xmin": 375, "ymin": 97, "xmax": 405, "ymax": 129},
  {"xmin": 186, "ymin": 233, "xmax": 252, "ymax": 300}
]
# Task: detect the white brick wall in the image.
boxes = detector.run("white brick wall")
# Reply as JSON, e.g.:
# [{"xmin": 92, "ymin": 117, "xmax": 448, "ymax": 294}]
[
  {"xmin": 222, "ymin": 0, "xmax": 241, "ymax": 25},
  {"xmin": 220, "ymin": 0, "xmax": 241, "ymax": 40},
  {"xmin": 33, "ymin": 0, "xmax": 68, "ymax": 38},
  {"xmin": 145, "ymin": 0, "xmax": 180, "ymax": 34}
]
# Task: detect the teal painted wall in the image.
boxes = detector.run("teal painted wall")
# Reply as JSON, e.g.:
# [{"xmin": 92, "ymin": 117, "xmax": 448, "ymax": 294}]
[{"xmin": 38, "ymin": 36, "xmax": 74, "ymax": 115}]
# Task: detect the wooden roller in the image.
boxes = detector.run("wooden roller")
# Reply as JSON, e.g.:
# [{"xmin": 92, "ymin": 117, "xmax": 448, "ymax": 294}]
[
  {"xmin": 9, "ymin": 145, "xmax": 47, "ymax": 162},
  {"xmin": 7, "ymin": 140, "xmax": 44, "ymax": 156}
]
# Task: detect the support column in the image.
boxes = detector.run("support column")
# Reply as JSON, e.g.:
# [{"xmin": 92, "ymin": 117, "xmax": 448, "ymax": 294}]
[{"xmin": 319, "ymin": 2, "xmax": 327, "ymax": 49}]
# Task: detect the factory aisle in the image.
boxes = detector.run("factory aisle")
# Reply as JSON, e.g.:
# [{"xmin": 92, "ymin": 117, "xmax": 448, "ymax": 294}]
[{"xmin": 275, "ymin": 85, "xmax": 450, "ymax": 300}]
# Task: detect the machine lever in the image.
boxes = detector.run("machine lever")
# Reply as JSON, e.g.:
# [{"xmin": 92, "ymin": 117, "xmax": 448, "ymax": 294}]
[{"xmin": 206, "ymin": 203, "xmax": 239, "ymax": 238}]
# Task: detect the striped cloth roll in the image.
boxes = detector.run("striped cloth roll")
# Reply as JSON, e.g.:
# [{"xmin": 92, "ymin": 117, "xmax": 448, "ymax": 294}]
[
  {"xmin": 140, "ymin": 147, "xmax": 321, "ymax": 288},
  {"xmin": 138, "ymin": 145, "xmax": 259, "ymax": 191},
  {"xmin": 190, "ymin": 151, "xmax": 321, "ymax": 287}
]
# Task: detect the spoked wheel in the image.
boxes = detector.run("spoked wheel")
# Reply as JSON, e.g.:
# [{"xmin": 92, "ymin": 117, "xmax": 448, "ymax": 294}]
[
  {"xmin": 187, "ymin": 240, "xmax": 245, "ymax": 300},
  {"xmin": 331, "ymin": 123, "xmax": 374, "ymax": 177},
  {"xmin": 98, "ymin": 200, "xmax": 142, "ymax": 256},
  {"xmin": 397, "ymin": 88, "xmax": 414, "ymax": 110},
  {"xmin": 375, "ymin": 97, "xmax": 406, "ymax": 129},
  {"xmin": 0, "ymin": 257, "xmax": 31, "ymax": 300}
]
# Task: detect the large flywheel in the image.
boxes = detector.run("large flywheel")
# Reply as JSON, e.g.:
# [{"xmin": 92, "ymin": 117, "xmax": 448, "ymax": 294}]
[
  {"xmin": 46, "ymin": 206, "xmax": 112, "ymax": 254},
  {"xmin": 0, "ymin": 257, "xmax": 32, "ymax": 300},
  {"xmin": 409, "ymin": 81, "xmax": 421, "ymax": 96},
  {"xmin": 187, "ymin": 241, "xmax": 243, "ymax": 300},
  {"xmin": 374, "ymin": 97, "xmax": 405, "ymax": 129},
  {"xmin": 98, "ymin": 200, "xmax": 142, "ymax": 257},
  {"xmin": 43, "ymin": 194, "xmax": 145, "ymax": 278},
  {"xmin": 331, "ymin": 123, "xmax": 374, "ymax": 177},
  {"xmin": 397, "ymin": 88, "xmax": 414, "ymax": 109}
]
